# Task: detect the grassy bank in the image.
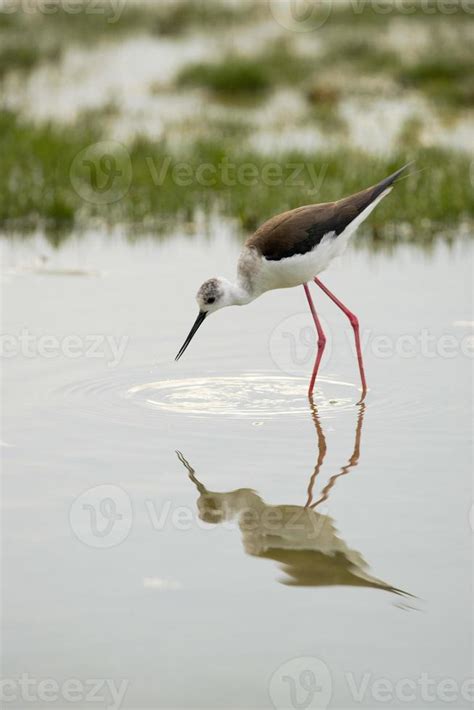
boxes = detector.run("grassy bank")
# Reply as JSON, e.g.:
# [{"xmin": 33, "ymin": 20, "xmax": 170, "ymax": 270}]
[{"xmin": 1, "ymin": 110, "xmax": 472, "ymax": 246}]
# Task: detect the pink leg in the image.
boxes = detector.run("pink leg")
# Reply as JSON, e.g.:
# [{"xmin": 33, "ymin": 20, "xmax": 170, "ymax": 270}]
[
  {"xmin": 303, "ymin": 283, "xmax": 326, "ymax": 396},
  {"xmin": 314, "ymin": 277, "xmax": 367, "ymax": 400}
]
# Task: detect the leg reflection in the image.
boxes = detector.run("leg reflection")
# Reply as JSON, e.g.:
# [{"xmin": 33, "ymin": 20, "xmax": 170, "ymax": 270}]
[
  {"xmin": 308, "ymin": 403, "xmax": 366, "ymax": 510},
  {"xmin": 304, "ymin": 399, "xmax": 327, "ymax": 508}
]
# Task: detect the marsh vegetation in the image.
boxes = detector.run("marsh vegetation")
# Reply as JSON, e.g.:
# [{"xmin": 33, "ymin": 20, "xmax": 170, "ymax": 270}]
[{"xmin": 0, "ymin": 0, "xmax": 472, "ymax": 246}]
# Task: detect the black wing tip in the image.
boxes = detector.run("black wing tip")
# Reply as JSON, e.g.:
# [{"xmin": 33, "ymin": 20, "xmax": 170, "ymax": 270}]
[
  {"xmin": 372, "ymin": 160, "xmax": 415, "ymax": 200},
  {"xmin": 383, "ymin": 160, "xmax": 415, "ymax": 188}
]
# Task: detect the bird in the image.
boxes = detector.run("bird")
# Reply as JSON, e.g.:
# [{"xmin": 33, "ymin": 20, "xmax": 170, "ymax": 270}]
[{"xmin": 175, "ymin": 162, "xmax": 412, "ymax": 399}]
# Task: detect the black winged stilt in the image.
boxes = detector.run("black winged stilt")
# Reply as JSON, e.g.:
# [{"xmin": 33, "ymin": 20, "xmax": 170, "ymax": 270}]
[{"xmin": 175, "ymin": 163, "xmax": 412, "ymax": 400}]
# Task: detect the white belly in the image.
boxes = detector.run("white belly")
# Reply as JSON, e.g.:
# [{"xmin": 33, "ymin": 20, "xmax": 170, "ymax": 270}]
[{"xmin": 256, "ymin": 231, "xmax": 346, "ymax": 291}]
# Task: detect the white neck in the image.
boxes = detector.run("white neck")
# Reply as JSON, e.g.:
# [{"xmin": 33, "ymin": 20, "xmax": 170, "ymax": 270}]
[{"xmin": 225, "ymin": 280, "xmax": 255, "ymax": 306}]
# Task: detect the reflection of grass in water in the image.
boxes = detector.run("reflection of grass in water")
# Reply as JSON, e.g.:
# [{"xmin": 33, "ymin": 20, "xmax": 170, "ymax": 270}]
[{"xmin": 1, "ymin": 110, "xmax": 472, "ymax": 244}]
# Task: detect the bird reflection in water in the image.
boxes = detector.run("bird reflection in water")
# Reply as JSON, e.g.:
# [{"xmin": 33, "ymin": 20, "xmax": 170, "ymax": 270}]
[{"xmin": 176, "ymin": 402, "xmax": 409, "ymax": 596}]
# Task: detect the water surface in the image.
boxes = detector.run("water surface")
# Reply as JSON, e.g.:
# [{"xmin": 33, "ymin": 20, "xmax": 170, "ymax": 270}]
[{"xmin": 2, "ymin": 229, "xmax": 472, "ymax": 708}]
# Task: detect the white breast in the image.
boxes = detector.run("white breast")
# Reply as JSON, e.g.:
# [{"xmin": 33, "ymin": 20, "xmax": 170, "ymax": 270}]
[{"xmin": 257, "ymin": 232, "xmax": 338, "ymax": 291}]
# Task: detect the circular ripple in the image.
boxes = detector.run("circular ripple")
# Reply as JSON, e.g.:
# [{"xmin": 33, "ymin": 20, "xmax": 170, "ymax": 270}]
[
  {"xmin": 55, "ymin": 368, "xmax": 433, "ymax": 427},
  {"xmin": 125, "ymin": 375, "xmax": 356, "ymax": 419}
]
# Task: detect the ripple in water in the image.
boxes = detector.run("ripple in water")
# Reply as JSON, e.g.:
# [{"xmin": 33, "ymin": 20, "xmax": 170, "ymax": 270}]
[
  {"xmin": 57, "ymin": 368, "xmax": 433, "ymax": 425},
  {"xmin": 57, "ymin": 371, "xmax": 357, "ymax": 424},
  {"xmin": 125, "ymin": 375, "xmax": 355, "ymax": 419}
]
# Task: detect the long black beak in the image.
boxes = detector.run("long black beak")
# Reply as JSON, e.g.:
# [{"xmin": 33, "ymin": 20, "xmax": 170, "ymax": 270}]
[{"xmin": 175, "ymin": 311, "xmax": 207, "ymax": 361}]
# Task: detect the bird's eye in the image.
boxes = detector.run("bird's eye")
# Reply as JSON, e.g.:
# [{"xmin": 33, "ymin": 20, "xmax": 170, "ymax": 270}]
[{"xmin": 206, "ymin": 297, "xmax": 215, "ymax": 304}]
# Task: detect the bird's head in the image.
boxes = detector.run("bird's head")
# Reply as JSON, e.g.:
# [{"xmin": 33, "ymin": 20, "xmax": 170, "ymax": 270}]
[
  {"xmin": 196, "ymin": 493, "xmax": 227, "ymax": 524},
  {"xmin": 175, "ymin": 277, "xmax": 235, "ymax": 361},
  {"xmin": 196, "ymin": 277, "xmax": 231, "ymax": 314}
]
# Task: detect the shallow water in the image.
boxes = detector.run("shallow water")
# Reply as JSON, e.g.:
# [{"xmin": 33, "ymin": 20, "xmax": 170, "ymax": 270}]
[{"xmin": 2, "ymin": 228, "xmax": 472, "ymax": 709}]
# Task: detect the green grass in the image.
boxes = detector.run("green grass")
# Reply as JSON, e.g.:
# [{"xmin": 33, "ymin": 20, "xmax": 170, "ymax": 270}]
[
  {"xmin": 176, "ymin": 28, "xmax": 473, "ymax": 109},
  {"xmin": 0, "ymin": 45, "xmax": 48, "ymax": 78},
  {"xmin": 176, "ymin": 41, "xmax": 314, "ymax": 98},
  {"xmin": 0, "ymin": 2, "xmax": 149, "ymax": 80},
  {"xmin": 0, "ymin": 3, "xmax": 266, "ymax": 87},
  {"xmin": 311, "ymin": 9, "xmax": 473, "ymax": 108},
  {"xmin": 311, "ymin": 26, "xmax": 474, "ymax": 107},
  {"xmin": 0, "ymin": 1, "xmax": 264, "ymax": 81},
  {"xmin": 151, "ymin": 0, "xmax": 263, "ymax": 36},
  {"xmin": 399, "ymin": 58, "xmax": 474, "ymax": 107},
  {"xmin": 2, "ymin": 0, "xmax": 157, "ymax": 38},
  {"xmin": 322, "ymin": 38, "xmax": 399, "ymax": 74},
  {"xmin": 177, "ymin": 57, "xmax": 271, "ymax": 96},
  {"xmin": 397, "ymin": 117, "xmax": 424, "ymax": 150},
  {"xmin": 0, "ymin": 111, "xmax": 99, "ymax": 231},
  {"xmin": 306, "ymin": 87, "xmax": 346, "ymax": 133},
  {"xmin": 1, "ymin": 110, "xmax": 472, "ymax": 246},
  {"xmin": 1, "ymin": 1, "xmax": 472, "ymax": 116},
  {"xmin": 326, "ymin": 0, "xmax": 473, "ymax": 27}
]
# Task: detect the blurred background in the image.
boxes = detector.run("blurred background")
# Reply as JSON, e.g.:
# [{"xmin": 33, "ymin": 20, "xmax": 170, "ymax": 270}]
[{"xmin": 0, "ymin": 0, "xmax": 473, "ymax": 246}]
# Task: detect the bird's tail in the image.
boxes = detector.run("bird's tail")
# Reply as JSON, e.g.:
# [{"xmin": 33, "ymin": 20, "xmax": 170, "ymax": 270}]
[{"xmin": 371, "ymin": 161, "xmax": 414, "ymax": 201}]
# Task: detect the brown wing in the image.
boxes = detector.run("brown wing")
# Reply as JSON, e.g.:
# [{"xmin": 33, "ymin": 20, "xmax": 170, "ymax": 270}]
[{"xmin": 246, "ymin": 163, "xmax": 411, "ymax": 261}]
